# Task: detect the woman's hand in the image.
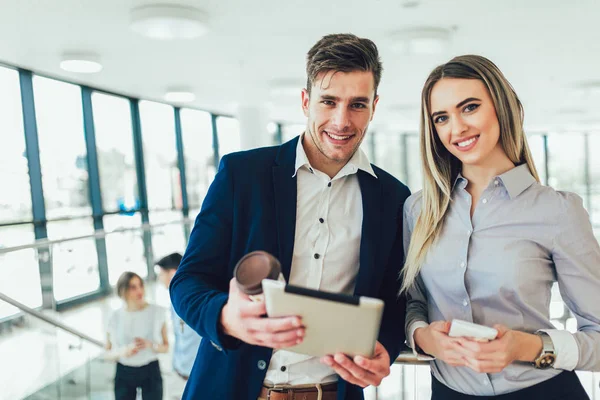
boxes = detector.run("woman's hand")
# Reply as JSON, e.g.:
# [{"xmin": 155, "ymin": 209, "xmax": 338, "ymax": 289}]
[
  {"xmin": 414, "ymin": 321, "xmax": 466, "ymax": 367},
  {"xmin": 123, "ymin": 343, "xmax": 140, "ymax": 357},
  {"xmin": 134, "ymin": 337, "xmax": 153, "ymax": 351},
  {"xmin": 455, "ymin": 324, "xmax": 543, "ymax": 373}
]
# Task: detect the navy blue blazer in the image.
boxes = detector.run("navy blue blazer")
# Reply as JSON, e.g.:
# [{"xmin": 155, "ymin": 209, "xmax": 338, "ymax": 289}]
[{"xmin": 170, "ymin": 137, "xmax": 411, "ymax": 400}]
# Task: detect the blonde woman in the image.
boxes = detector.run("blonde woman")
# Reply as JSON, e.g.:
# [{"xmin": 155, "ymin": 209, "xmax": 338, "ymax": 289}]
[
  {"xmin": 105, "ymin": 272, "xmax": 169, "ymax": 400},
  {"xmin": 403, "ymin": 55, "xmax": 600, "ymax": 399}
]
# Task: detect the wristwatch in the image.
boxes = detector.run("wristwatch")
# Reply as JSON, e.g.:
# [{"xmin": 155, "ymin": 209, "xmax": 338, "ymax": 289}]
[{"xmin": 533, "ymin": 331, "xmax": 556, "ymax": 369}]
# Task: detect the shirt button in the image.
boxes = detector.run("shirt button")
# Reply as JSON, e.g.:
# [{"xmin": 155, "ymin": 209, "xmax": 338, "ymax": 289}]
[
  {"xmin": 257, "ymin": 360, "xmax": 267, "ymax": 370},
  {"xmin": 467, "ymin": 230, "xmax": 472, "ymax": 235},
  {"xmin": 482, "ymin": 198, "xmax": 488, "ymax": 204},
  {"xmin": 314, "ymin": 253, "xmax": 320, "ymax": 259},
  {"xmin": 319, "ymin": 218, "xmax": 324, "ymax": 223},
  {"xmin": 460, "ymin": 261, "xmax": 466, "ymax": 268},
  {"xmin": 327, "ymin": 182, "xmax": 332, "ymax": 187},
  {"xmin": 462, "ymin": 299, "xmax": 468, "ymax": 307},
  {"xmin": 494, "ymin": 180, "xmax": 499, "ymax": 185},
  {"xmin": 483, "ymin": 379, "xmax": 489, "ymax": 385},
  {"xmin": 280, "ymin": 366, "xmax": 287, "ymax": 372}
]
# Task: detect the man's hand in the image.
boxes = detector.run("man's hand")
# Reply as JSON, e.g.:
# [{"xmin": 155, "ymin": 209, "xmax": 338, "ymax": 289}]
[
  {"xmin": 414, "ymin": 321, "xmax": 466, "ymax": 367},
  {"xmin": 220, "ymin": 278, "xmax": 305, "ymax": 349},
  {"xmin": 320, "ymin": 341, "xmax": 390, "ymax": 388}
]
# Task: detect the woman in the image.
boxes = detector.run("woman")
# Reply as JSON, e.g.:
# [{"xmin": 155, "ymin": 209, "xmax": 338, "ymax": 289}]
[
  {"xmin": 403, "ymin": 55, "xmax": 600, "ymax": 399},
  {"xmin": 105, "ymin": 271, "xmax": 169, "ymax": 400}
]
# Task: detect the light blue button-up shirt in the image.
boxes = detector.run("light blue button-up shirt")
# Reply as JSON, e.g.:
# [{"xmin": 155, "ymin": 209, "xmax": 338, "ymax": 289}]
[
  {"xmin": 171, "ymin": 304, "xmax": 202, "ymax": 377},
  {"xmin": 404, "ymin": 164, "xmax": 600, "ymax": 396}
]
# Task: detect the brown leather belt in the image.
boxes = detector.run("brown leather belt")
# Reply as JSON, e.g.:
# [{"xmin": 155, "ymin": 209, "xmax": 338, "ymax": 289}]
[{"xmin": 259, "ymin": 382, "xmax": 337, "ymax": 400}]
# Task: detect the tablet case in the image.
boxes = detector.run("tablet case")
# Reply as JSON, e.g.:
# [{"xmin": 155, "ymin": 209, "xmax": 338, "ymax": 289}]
[{"xmin": 262, "ymin": 279, "xmax": 384, "ymax": 357}]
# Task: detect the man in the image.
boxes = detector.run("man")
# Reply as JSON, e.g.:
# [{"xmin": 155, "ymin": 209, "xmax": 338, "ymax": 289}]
[
  {"xmin": 155, "ymin": 253, "xmax": 202, "ymax": 385},
  {"xmin": 170, "ymin": 33, "xmax": 411, "ymax": 400}
]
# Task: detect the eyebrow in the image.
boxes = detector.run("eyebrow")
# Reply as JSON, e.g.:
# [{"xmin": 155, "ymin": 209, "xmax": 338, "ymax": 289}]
[
  {"xmin": 431, "ymin": 97, "xmax": 482, "ymax": 118},
  {"xmin": 320, "ymin": 95, "xmax": 371, "ymax": 103}
]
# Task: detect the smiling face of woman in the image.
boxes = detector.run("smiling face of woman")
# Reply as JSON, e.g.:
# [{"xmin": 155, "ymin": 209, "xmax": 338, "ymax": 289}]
[{"xmin": 429, "ymin": 77, "xmax": 507, "ymax": 168}]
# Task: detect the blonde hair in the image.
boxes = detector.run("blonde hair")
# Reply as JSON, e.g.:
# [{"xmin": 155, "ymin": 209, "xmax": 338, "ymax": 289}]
[{"xmin": 400, "ymin": 55, "xmax": 540, "ymax": 293}]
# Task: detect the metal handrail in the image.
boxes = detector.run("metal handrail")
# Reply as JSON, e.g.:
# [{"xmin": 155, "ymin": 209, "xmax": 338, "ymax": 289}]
[
  {"xmin": 0, "ymin": 291, "xmax": 104, "ymax": 347},
  {"xmin": 0, "ymin": 218, "xmax": 195, "ymax": 255}
]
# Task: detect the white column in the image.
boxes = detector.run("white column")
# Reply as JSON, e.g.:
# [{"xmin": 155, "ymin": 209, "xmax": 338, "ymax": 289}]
[{"xmin": 236, "ymin": 104, "xmax": 271, "ymax": 150}]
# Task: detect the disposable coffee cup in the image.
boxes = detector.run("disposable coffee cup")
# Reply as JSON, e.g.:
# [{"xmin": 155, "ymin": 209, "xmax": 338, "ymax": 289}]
[{"xmin": 233, "ymin": 251, "xmax": 285, "ymax": 301}]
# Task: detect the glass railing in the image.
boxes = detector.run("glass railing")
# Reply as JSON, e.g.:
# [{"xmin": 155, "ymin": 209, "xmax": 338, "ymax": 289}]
[{"xmin": 0, "ymin": 294, "xmax": 106, "ymax": 400}]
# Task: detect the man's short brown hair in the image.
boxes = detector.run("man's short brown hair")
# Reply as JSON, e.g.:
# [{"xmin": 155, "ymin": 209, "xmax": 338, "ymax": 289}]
[{"xmin": 306, "ymin": 33, "xmax": 383, "ymax": 96}]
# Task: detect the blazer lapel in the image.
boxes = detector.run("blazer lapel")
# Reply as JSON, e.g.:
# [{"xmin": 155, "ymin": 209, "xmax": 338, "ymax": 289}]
[
  {"xmin": 354, "ymin": 169, "xmax": 382, "ymax": 296},
  {"xmin": 272, "ymin": 137, "xmax": 299, "ymax": 281}
]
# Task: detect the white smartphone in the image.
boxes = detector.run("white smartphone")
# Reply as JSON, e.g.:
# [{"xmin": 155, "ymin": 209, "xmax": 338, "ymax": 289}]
[{"xmin": 448, "ymin": 319, "xmax": 498, "ymax": 342}]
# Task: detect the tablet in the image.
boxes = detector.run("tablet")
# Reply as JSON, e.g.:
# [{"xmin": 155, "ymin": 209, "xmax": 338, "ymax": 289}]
[{"xmin": 262, "ymin": 279, "xmax": 384, "ymax": 358}]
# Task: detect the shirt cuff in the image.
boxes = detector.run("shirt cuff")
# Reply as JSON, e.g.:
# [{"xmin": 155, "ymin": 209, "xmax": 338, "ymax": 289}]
[
  {"xmin": 408, "ymin": 321, "xmax": 435, "ymax": 361},
  {"xmin": 538, "ymin": 329, "xmax": 579, "ymax": 370}
]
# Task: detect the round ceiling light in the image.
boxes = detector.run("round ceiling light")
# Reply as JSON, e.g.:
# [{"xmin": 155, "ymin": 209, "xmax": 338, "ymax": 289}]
[
  {"xmin": 390, "ymin": 27, "xmax": 452, "ymax": 55},
  {"xmin": 130, "ymin": 4, "xmax": 209, "ymax": 40},
  {"xmin": 60, "ymin": 53, "xmax": 103, "ymax": 73},
  {"xmin": 164, "ymin": 90, "xmax": 196, "ymax": 103}
]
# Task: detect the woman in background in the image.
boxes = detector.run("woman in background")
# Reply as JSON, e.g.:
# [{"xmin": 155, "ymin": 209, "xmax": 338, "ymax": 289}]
[
  {"xmin": 403, "ymin": 54, "xmax": 600, "ymax": 399},
  {"xmin": 105, "ymin": 271, "xmax": 169, "ymax": 400}
]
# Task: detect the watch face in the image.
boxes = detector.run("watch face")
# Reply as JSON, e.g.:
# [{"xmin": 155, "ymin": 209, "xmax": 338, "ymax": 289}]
[{"xmin": 536, "ymin": 354, "xmax": 557, "ymax": 369}]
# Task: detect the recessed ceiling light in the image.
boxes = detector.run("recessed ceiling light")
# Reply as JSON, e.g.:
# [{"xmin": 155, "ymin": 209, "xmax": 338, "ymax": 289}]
[
  {"xmin": 390, "ymin": 27, "xmax": 452, "ymax": 55},
  {"xmin": 165, "ymin": 90, "xmax": 195, "ymax": 103},
  {"xmin": 60, "ymin": 53, "xmax": 103, "ymax": 73},
  {"xmin": 130, "ymin": 4, "xmax": 209, "ymax": 40}
]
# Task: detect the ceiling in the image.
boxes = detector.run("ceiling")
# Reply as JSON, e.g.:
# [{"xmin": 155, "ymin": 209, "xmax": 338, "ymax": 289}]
[{"xmin": 1, "ymin": 0, "xmax": 599, "ymax": 133}]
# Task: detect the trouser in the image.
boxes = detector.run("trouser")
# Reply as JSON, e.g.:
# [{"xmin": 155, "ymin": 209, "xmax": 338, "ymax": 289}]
[
  {"xmin": 431, "ymin": 371, "xmax": 589, "ymax": 400},
  {"xmin": 115, "ymin": 360, "xmax": 163, "ymax": 400}
]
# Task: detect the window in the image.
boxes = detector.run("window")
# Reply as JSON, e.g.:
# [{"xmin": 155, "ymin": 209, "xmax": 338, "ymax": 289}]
[
  {"xmin": 282, "ymin": 124, "xmax": 305, "ymax": 143},
  {"xmin": 149, "ymin": 210, "xmax": 186, "ymax": 262},
  {"xmin": 588, "ymin": 135, "xmax": 600, "ymax": 226},
  {"xmin": 216, "ymin": 116, "xmax": 241, "ymax": 160},
  {"xmin": 33, "ymin": 76, "xmax": 91, "ymax": 219},
  {"xmin": 0, "ymin": 66, "xmax": 31, "ymax": 224},
  {"xmin": 47, "ymin": 219, "xmax": 99, "ymax": 301},
  {"xmin": 547, "ymin": 133, "xmax": 586, "ymax": 203},
  {"xmin": 180, "ymin": 109, "xmax": 215, "ymax": 211},
  {"xmin": 139, "ymin": 101, "xmax": 180, "ymax": 211},
  {"xmin": 374, "ymin": 132, "xmax": 403, "ymax": 181},
  {"xmin": 406, "ymin": 135, "xmax": 422, "ymax": 192},
  {"xmin": 104, "ymin": 214, "xmax": 147, "ymax": 285},
  {"xmin": 92, "ymin": 93, "xmax": 138, "ymax": 213},
  {"xmin": 527, "ymin": 134, "xmax": 546, "ymax": 185},
  {"xmin": 0, "ymin": 225, "xmax": 41, "ymax": 319}
]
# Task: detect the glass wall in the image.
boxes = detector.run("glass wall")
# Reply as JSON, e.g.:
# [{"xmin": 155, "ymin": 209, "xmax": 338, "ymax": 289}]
[
  {"xmin": 33, "ymin": 76, "xmax": 91, "ymax": 220},
  {"xmin": 180, "ymin": 109, "xmax": 215, "ymax": 217},
  {"xmin": 374, "ymin": 132, "xmax": 403, "ymax": 181},
  {"xmin": 216, "ymin": 116, "xmax": 241, "ymax": 160},
  {"xmin": 0, "ymin": 67, "xmax": 31, "ymax": 224},
  {"xmin": 92, "ymin": 92, "xmax": 138, "ymax": 213},
  {"xmin": 547, "ymin": 133, "xmax": 587, "ymax": 202},
  {"xmin": 33, "ymin": 76, "xmax": 100, "ymax": 302},
  {"xmin": 139, "ymin": 101, "xmax": 180, "ymax": 212}
]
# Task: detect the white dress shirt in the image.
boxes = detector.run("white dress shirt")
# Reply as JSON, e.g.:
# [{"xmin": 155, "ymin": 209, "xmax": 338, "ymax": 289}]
[{"xmin": 265, "ymin": 135, "xmax": 377, "ymax": 385}]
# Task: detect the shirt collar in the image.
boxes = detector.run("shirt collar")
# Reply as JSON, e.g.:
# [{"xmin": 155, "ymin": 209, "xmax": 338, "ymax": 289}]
[
  {"xmin": 293, "ymin": 133, "xmax": 377, "ymax": 179},
  {"xmin": 496, "ymin": 164, "xmax": 537, "ymax": 199},
  {"xmin": 452, "ymin": 164, "xmax": 536, "ymax": 199}
]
